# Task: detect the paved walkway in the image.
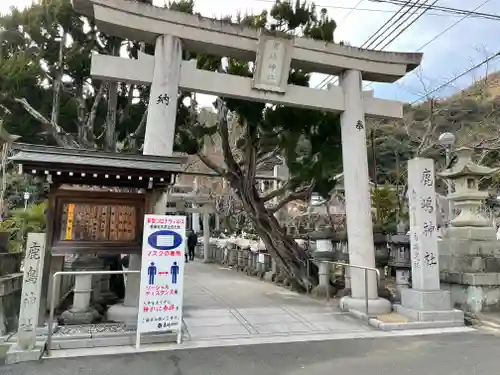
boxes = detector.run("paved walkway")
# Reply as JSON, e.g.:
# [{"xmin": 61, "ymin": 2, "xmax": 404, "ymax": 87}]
[{"xmin": 182, "ymin": 261, "xmax": 371, "ymax": 341}]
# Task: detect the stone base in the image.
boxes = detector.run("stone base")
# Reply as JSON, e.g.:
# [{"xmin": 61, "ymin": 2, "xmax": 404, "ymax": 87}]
[
  {"xmin": 394, "ymin": 304, "xmax": 464, "ymax": 322},
  {"xmin": 60, "ymin": 308, "xmax": 100, "ymax": 325},
  {"xmin": 311, "ymin": 284, "xmax": 336, "ymax": 299},
  {"xmin": 441, "ymin": 282, "xmax": 500, "ymax": 314},
  {"xmin": 349, "ymin": 309, "xmax": 466, "ymax": 331},
  {"xmin": 443, "ymin": 226, "xmax": 496, "ymax": 241},
  {"xmin": 106, "ymin": 304, "xmax": 138, "ymax": 328},
  {"xmin": 97, "ymin": 291, "xmax": 119, "ymax": 305},
  {"xmin": 5, "ymin": 343, "xmax": 44, "ymax": 364},
  {"xmin": 36, "ymin": 322, "xmax": 59, "ymax": 336},
  {"xmin": 339, "ymin": 296, "xmax": 392, "ymax": 315},
  {"xmin": 401, "ymin": 289, "xmax": 451, "ymax": 311},
  {"xmin": 263, "ymin": 271, "xmax": 275, "ymax": 282},
  {"xmin": 397, "ymin": 288, "xmax": 464, "ymax": 324}
]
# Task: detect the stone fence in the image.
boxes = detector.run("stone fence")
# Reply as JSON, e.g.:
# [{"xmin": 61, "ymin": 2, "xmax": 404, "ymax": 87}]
[{"xmin": 195, "ymin": 234, "xmax": 394, "ymax": 298}]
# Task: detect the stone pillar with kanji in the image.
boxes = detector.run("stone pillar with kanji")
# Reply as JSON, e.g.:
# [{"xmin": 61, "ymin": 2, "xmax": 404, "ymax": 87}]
[
  {"xmin": 6, "ymin": 233, "xmax": 46, "ymax": 364},
  {"xmin": 394, "ymin": 158, "xmax": 463, "ymax": 326}
]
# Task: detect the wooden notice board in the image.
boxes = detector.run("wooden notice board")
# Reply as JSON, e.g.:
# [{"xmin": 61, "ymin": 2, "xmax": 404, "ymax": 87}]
[{"xmin": 50, "ymin": 190, "xmax": 147, "ymax": 255}]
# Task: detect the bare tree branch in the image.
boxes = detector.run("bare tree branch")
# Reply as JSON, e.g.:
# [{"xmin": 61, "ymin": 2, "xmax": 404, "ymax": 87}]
[
  {"xmin": 85, "ymin": 83, "xmax": 105, "ymax": 147},
  {"xmin": 196, "ymin": 151, "xmax": 228, "ymax": 177},
  {"xmin": 270, "ymin": 181, "xmax": 314, "ymax": 214},
  {"xmin": 255, "ymin": 146, "xmax": 280, "ymax": 169},
  {"xmin": 14, "ymin": 97, "xmax": 79, "ymax": 148},
  {"xmin": 215, "ymin": 98, "xmax": 240, "ymax": 176},
  {"xmin": 262, "ymin": 180, "xmax": 290, "ymax": 202}
]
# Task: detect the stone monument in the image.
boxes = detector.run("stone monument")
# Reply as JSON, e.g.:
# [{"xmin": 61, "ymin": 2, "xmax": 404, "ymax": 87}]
[
  {"xmin": 6, "ymin": 233, "xmax": 46, "ymax": 364},
  {"xmin": 394, "ymin": 158, "xmax": 463, "ymax": 327},
  {"xmin": 438, "ymin": 147, "xmax": 500, "ymax": 313}
]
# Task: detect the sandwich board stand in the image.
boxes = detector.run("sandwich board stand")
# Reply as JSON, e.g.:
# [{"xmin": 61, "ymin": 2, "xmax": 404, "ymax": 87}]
[{"xmin": 136, "ymin": 214, "xmax": 186, "ymax": 348}]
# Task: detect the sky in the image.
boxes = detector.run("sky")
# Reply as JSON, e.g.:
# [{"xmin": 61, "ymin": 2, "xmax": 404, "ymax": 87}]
[{"xmin": 1, "ymin": 0, "xmax": 500, "ymax": 107}]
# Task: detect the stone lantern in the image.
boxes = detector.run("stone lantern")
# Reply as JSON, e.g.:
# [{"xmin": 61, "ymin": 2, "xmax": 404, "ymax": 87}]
[
  {"xmin": 438, "ymin": 147, "xmax": 500, "ymax": 313},
  {"xmin": 438, "ymin": 147, "xmax": 497, "ymax": 234},
  {"xmin": 387, "ymin": 229, "xmax": 411, "ymax": 301}
]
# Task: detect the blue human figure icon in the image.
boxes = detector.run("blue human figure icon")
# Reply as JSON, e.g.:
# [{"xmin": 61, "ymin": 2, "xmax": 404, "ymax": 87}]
[
  {"xmin": 147, "ymin": 262, "xmax": 157, "ymax": 285},
  {"xmin": 170, "ymin": 262, "xmax": 180, "ymax": 284}
]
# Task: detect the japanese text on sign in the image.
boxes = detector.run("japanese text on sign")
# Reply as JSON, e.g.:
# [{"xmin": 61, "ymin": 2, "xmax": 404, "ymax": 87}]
[{"xmin": 137, "ymin": 214, "xmax": 186, "ymax": 343}]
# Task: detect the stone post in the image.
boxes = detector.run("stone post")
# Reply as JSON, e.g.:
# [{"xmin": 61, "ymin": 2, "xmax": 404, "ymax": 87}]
[
  {"xmin": 60, "ymin": 255, "xmax": 101, "ymax": 325},
  {"xmin": 143, "ymin": 34, "xmax": 182, "ymax": 156},
  {"xmin": 203, "ymin": 212, "xmax": 211, "ymax": 263},
  {"xmin": 264, "ymin": 257, "xmax": 277, "ymax": 282},
  {"xmin": 108, "ymin": 33, "xmax": 182, "ymax": 326},
  {"xmin": 16, "ymin": 234, "xmax": 45, "ymax": 349},
  {"xmin": 215, "ymin": 214, "xmax": 220, "ymax": 231},
  {"xmin": 192, "ymin": 210, "xmax": 200, "ymax": 233},
  {"xmin": 337, "ymin": 69, "xmax": 390, "ymax": 314},
  {"xmin": 395, "ymin": 158, "xmax": 463, "ymax": 325},
  {"xmin": 123, "ymin": 254, "xmax": 141, "ymax": 308}
]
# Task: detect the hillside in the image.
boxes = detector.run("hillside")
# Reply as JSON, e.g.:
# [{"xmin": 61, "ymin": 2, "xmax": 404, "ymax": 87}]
[{"xmin": 371, "ymin": 71, "xmax": 500, "ymax": 190}]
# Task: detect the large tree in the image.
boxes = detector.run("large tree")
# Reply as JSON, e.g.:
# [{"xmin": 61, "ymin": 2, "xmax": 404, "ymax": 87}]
[
  {"xmin": 176, "ymin": 3, "xmax": 342, "ymax": 290},
  {"xmin": 0, "ymin": 0, "xmax": 149, "ymax": 150},
  {"xmin": 0, "ymin": 0, "xmax": 343, "ymax": 290}
]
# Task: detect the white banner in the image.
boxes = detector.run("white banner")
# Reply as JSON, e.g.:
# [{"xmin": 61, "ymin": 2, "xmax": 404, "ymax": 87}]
[{"xmin": 136, "ymin": 214, "xmax": 186, "ymax": 347}]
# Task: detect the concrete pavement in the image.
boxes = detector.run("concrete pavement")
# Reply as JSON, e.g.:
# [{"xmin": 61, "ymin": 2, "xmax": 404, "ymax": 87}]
[
  {"xmin": 181, "ymin": 261, "xmax": 370, "ymax": 341},
  {"xmin": 3, "ymin": 330, "xmax": 499, "ymax": 374}
]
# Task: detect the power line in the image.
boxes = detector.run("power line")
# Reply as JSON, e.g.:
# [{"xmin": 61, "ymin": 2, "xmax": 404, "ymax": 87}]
[
  {"xmin": 317, "ymin": 0, "xmax": 426, "ymax": 89},
  {"xmin": 360, "ymin": 0, "xmax": 415, "ymax": 49},
  {"xmin": 319, "ymin": 0, "xmax": 426, "ymax": 88},
  {"xmin": 370, "ymin": 0, "xmax": 436, "ymax": 50},
  {"xmin": 410, "ymin": 51, "xmax": 500, "ymax": 104},
  {"xmin": 415, "ymin": 0, "xmax": 492, "ymax": 52},
  {"xmin": 362, "ymin": 0, "xmax": 492, "ymax": 90},
  {"xmin": 374, "ymin": 0, "xmax": 438, "ymax": 50},
  {"xmin": 252, "ymin": 0, "xmax": 498, "ymax": 20},
  {"xmin": 339, "ymin": 0, "xmax": 364, "ymax": 22},
  {"xmin": 367, "ymin": 0, "xmax": 500, "ymax": 20}
]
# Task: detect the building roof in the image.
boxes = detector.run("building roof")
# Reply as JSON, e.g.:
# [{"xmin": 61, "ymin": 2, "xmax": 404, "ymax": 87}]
[{"xmin": 10, "ymin": 143, "xmax": 187, "ymax": 189}]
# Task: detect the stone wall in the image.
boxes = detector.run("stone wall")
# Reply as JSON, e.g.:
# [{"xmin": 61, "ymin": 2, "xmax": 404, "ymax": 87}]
[{"xmin": 0, "ymin": 253, "xmax": 22, "ymax": 334}]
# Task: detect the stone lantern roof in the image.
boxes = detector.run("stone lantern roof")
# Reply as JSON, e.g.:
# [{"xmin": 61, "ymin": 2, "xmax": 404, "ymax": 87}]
[
  {"xmin": 438, "ymin": 147, "xmax": 497, "ymax": 179},
  {"xmin": 438, "ymin": 147, "xmax": 496, "ymax": 229}
]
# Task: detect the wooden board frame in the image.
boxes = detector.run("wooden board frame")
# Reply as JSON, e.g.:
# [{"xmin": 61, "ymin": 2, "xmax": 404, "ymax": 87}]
[{"xmin": 47, "ymin": 188, "xmax": 150, "ymax": 255}]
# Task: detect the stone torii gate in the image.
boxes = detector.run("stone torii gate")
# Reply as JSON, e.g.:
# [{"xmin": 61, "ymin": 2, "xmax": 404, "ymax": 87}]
[{"xmin": 72, "ymin": 0, "xmax": 422, "ymax": 314}]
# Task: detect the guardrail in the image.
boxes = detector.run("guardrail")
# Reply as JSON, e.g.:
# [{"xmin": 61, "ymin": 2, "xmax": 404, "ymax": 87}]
[
  {"xmin": 308, "ymin": 259, "xmax": 380, "ymax": 316},
  {"xmin": 46, "ymin": 270, "xmax": 140, "ymax": 357}
]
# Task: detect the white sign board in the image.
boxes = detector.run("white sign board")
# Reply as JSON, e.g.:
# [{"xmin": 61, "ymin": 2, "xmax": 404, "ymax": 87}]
[
  {"xmin": 17, "ymin": 233, "xmax": 46, "ymax": 350},
  {"xmin": 136, "ymin": 215, "xmax": 186, "ymax": 348},
  {"xmin": 408, "ymin": 158, "xmax": 440, "ymax": 290}
]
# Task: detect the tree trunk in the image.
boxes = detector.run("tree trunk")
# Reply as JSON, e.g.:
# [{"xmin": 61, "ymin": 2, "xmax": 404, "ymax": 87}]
[
  {"xmin": 105, "ymin": 43, "xmax": 119, "ymax": 152},
  {"xmin": 233, "ymin": 179, "xmax": 317, "ymax": 291},
  {"xmin": 51, "ymin": 31, "xmax": 65, "ymax": 126},
  {"xmin": 105, "ymin": 81, "xmax": 118, "ymax": 151}
]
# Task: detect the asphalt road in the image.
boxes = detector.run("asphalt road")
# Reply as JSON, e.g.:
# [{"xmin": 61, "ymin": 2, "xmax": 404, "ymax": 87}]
[{"xmin": 2, "ymin": 331, "xmax": 499, "ymax": 375}]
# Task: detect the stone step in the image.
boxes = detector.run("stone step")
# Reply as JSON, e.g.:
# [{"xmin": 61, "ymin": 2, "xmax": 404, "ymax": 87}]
[{"xmin": 49, "ymin": 331, "xmax": 178, "ymax": 350}]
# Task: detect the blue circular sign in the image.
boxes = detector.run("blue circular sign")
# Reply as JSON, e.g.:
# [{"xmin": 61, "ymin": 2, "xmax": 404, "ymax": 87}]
[{"xmin": 147, "ymin": 230, "xmax": 183, "ymax": 250}]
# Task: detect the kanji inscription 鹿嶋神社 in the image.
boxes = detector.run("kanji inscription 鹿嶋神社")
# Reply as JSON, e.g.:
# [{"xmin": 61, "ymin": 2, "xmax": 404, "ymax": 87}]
[{"xmin": 408, "ymin": 158, "xmax": 440, "ymax": 291}]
